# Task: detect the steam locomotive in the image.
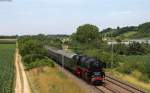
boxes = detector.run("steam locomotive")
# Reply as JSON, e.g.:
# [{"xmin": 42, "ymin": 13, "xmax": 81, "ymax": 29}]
[{"xmin": 45, "ymin": 46, "xmax": 106, "ymax": 85}]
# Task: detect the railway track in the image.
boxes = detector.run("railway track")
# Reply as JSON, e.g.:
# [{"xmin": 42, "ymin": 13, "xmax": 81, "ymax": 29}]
[{"xmin": 95, "ymin": 75, "xmax": 147, "ymax": 93}]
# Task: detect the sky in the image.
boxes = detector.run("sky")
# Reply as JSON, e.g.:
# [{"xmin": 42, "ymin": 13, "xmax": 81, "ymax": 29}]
[{"xmin": 0, "ymin": 0, "xmax": 150, "ymax": 35}]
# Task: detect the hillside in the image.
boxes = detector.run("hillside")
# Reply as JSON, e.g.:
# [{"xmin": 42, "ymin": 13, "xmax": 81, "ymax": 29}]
[{"xmin": 101, "ymin": 22, "xmax": 150, "ymax": 40}]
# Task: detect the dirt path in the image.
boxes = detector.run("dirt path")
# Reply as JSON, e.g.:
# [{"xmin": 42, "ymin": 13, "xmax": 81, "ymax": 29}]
[
  {"xmin": 15, "ymin": 49, "xmax": 31, "ymax": 93},
  {"xmin": 15, "ymin": 49, "xmax": 22, "ymax": 93}
]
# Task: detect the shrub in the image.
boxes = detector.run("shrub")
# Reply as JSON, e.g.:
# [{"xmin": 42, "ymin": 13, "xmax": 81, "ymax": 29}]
[
  {"xmin": 22, "ymin": 54, "xmax": 54, "ymax": 70},
  {"xmin": 22, "ymin": 54, "xmax": 45, "ymax": 66},
  {"xmin": 26, "ymin": 58, "xmax": 55, "ymax": 69},
  {"xmin": 139, "ymin": 75, "xmax": 150, "ymax": 83},
  {"xmin": 116, "ymin": 64, "xmax": 133, "ymax": 74}
]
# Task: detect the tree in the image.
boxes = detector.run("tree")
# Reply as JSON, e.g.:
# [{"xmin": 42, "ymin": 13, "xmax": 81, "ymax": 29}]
[
  {"xmin": 18, "ymin": 37, "xmax": 46, "ymax": 56},
  {"xmin": 73, "ymin": 24, "xmax": 99, "ymax": 43},
  {"xmin": 128, "ymin": 42, "xmax": 147, "ymax": 55},
  {"xmin": 113, "ymin": 44, "xmax": 128, "ymax": 55},
  {"xmin": 138, "ymin": 22, "xmax": 150, "ymax": 33}
]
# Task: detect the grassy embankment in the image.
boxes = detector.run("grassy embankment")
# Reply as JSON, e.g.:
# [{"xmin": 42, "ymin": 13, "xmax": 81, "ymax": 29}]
[
  {"xmin": 27, "ymin": 67, "xmax": 87, "ymax": 93},
  {"xmin": 108, "ymin": 55, "xmax": 150, "ymax": 92},
  {"xmin": 0, "ymin": 44, "xmax": 16, "ymax": 93}
]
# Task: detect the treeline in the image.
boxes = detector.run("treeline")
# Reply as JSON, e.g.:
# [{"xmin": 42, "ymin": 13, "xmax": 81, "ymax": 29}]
[
  {"xmin": 101, "ymin": 22, "xmax": 150, "ymax": 39},
  {"xmin": 102, "ymin": 26, "xmax": 137, "ymax": 37},
  {"xmin": 112, "ymin": 42, "xmax": 150, "ymax": 55},
  {"xmin": 0, "ymin": 35, "xmax": 17, "ymax": 39}
]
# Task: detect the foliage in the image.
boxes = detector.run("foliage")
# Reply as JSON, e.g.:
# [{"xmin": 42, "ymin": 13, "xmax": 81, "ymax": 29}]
[
  {"xmin": 72, "ymin": 24, "xmax": 100, "ymax": 43},
  {"xmin": 111, "ymin": 42, "xmax": 150, "ymax": 55},
  {"xmin": 18, "ymin": 35, "xmax": 56, "ymax": 70},
  {"xmin": 116, "ymin": 55, "xmax": 150, "ymax": 82},
  {"xmin": 22, "ymin": 55, "xmax": 54, "ymax": 70},
  {"xmin": 132, "ymin": 22, "xmax": 150, "ymax": 38},
  {"xmin": 22, "ymin": 54, "xmax": 45, "ymax": 65},
  {"xmin": 101, "ymin": 26, "xmax": 138, "ymax": 38},
  {"xmin": 0, "ymin": 44, "xmax": 16, "ymax": 93},
  {"xmin": 112, "ymin": 43, "xmax": 128, "ymax": 55},
  {"xmin": 101, "ymin": 22, "xmax": 150, "ymax": 39},
  {"xmin": 138, "ymin": 22, "xmax": 150, "ymax": 33},
  {"xmin": 18, "ymin": 37, "xmax": 47, "ymax": 56},
  {"xmin": 127, "ymin": 42, "xmax": 148, "ymax": 55},
  {"xmin": 139, "ymin": 75, "xmax": 150, "ymax": 83},
  {"xmin": 113, "ymin": 26, "xmax": 138, "ymax": 37}
]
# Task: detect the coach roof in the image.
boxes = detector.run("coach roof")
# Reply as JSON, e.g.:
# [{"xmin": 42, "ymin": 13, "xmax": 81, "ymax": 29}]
[{"xmin": 45, "ymin": 46, "xmax": 76, "ymax": 58}]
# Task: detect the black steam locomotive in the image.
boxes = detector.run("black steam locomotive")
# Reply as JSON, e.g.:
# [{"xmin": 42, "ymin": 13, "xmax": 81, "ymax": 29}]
[{"xmin": 45, "ymin": 46, "xmax": 106, "ymax": 85}]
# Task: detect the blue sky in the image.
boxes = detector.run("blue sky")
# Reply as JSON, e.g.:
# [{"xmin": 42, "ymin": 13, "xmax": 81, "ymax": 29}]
[{"xmin": 0, "ymin": 0, "xmax": 150, "ymax": 35}]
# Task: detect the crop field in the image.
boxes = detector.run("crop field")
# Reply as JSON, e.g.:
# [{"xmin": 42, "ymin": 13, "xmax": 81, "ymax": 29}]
[
  {"xmin": 0, "ymin": 44, "xmax": 16, "ymax": 93},
  {"xmin": 0, "ymin": 39, "xmax": 16, "ymax": 44}
]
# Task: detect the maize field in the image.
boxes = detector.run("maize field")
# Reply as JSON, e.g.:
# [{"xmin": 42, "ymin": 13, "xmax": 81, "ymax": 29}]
[{"xmin": 0, "ymin": 44, "xmax": 16, "ymax": 93}]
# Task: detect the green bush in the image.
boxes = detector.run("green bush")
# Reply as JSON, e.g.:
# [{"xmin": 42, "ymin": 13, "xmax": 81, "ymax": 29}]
[
  {"xmin": 22, "ymin": 54, "xmax": 45, "ymax": 65},
  {"xmin": 22, "ymin": 54, "xmax": 54, "ymax": 70},
  {"xmin": 139, "ymin": 75, "xmax": 150, "ymax": 83},
  {"xmin": 117, "ymin": 65, "xmax": 133, "ymax": 74},
  {"xmin": 116, "ymin": 55, "xmax": 150, "ymax": 83},
  {"xmin": 26, "ymin": 58, "xmax": 55, "ymax": 69}
]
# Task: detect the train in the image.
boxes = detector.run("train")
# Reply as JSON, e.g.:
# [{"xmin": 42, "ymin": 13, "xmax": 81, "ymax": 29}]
[{"xmin": 45, "ymin": 46, "xmax": 106, "ymax": 85}]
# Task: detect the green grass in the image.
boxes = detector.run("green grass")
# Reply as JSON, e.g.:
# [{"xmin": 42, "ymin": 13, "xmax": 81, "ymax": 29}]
[
  {"xmin": 0, "ymin": 44, "xmax": 16, "ymax": 49},
  {"xmin": 0, "ymin": 44, "xmax": 16, "ymax": 93},
  {"xmin": 122, "ymin": 55, "xmax": 150, "ymax": 63},
  {"xmin": 116, "ymin": 31, "xmax": 137, "ymax": 39}
]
